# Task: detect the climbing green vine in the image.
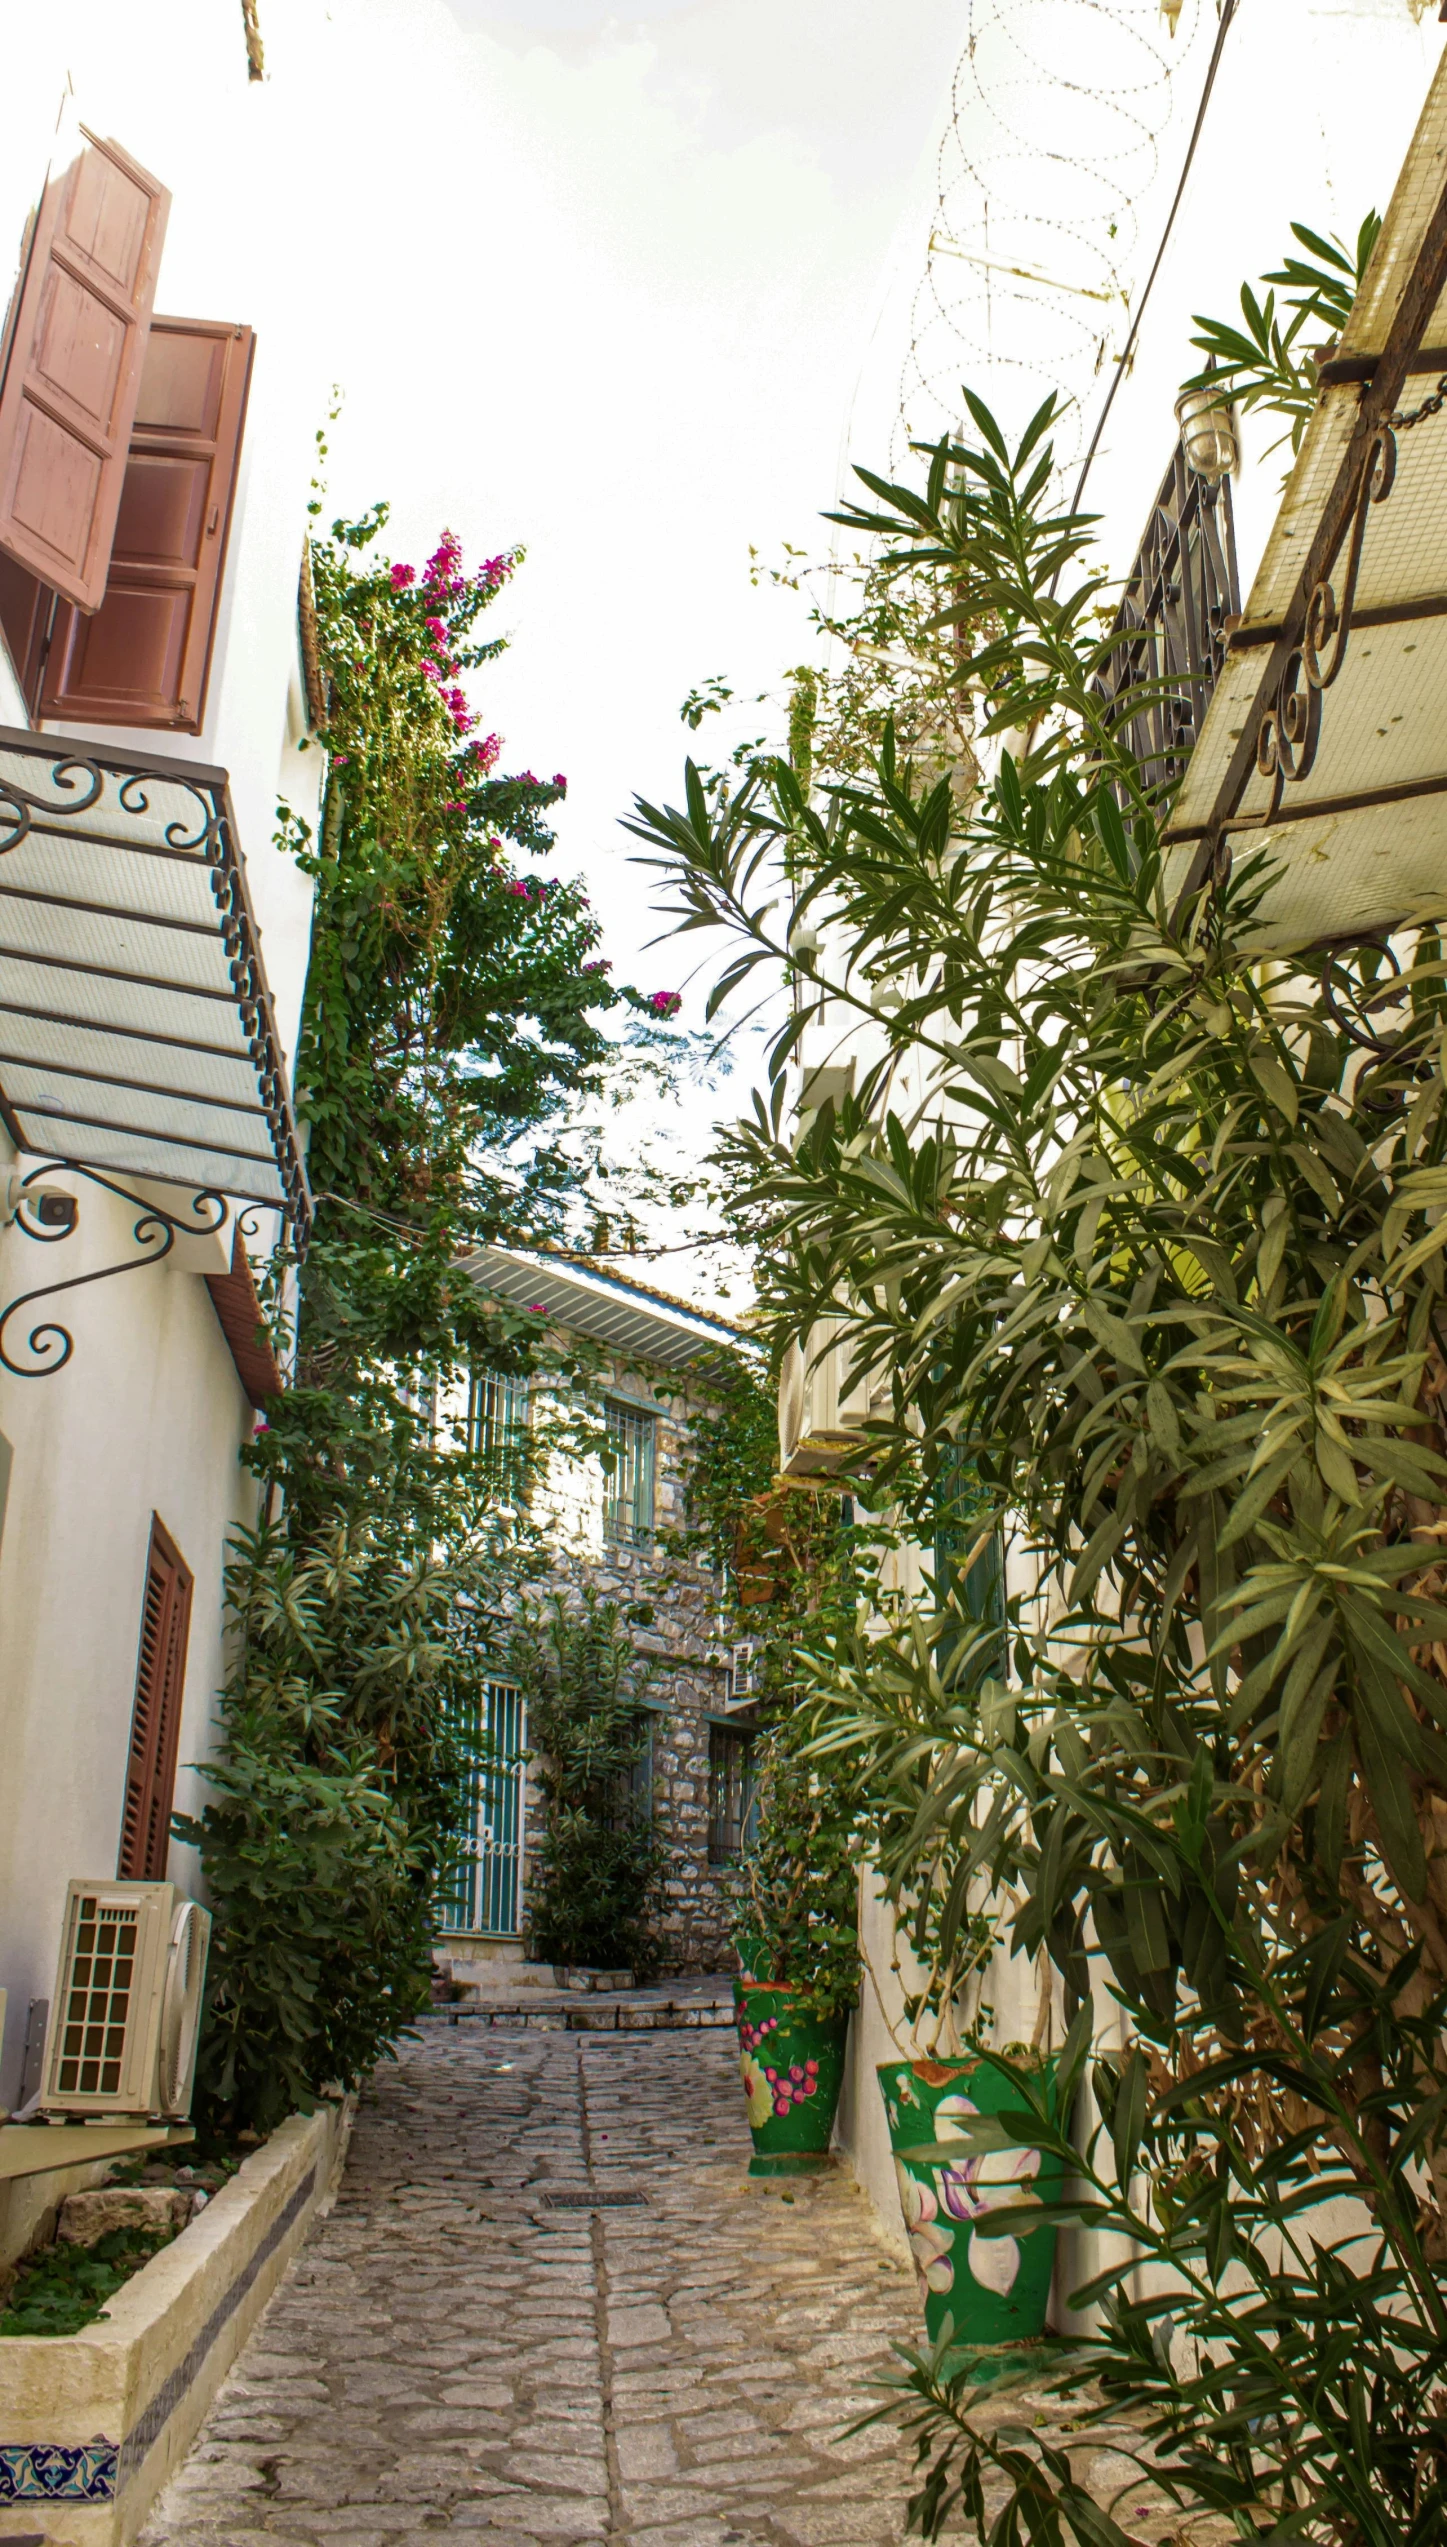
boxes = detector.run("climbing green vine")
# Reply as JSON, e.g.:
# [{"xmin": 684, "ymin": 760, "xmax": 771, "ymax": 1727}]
[{"xmin": 183, "ymin": 504, "xmax": 664, "ymax": 2133}]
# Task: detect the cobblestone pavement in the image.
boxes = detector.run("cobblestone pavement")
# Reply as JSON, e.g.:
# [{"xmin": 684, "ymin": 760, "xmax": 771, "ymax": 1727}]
[{"xmin": 137, "ymin": 2021, "xmax": 923, "ymax": 2547}]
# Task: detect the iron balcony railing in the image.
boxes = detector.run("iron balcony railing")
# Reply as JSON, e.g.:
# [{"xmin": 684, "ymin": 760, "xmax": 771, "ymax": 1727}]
[{"xmin": 1095, "ymin": 443, "xmax": 1241, "ymax": 801}]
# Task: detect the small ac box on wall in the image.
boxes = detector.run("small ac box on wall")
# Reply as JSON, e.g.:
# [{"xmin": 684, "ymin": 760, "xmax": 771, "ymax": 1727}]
[{"xmin": 42, "ymin": 1880, "xmax": 211, "ymax": 2121}]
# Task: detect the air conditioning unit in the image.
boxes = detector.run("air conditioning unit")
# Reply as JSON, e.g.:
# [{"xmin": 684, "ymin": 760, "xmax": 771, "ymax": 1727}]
[{"xmin": 42, "ymin": 1881, "xmax": 211, "ymax": 2122}]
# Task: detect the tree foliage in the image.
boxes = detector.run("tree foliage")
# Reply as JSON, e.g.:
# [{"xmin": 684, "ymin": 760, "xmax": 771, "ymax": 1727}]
[
  {"xmin": 630, "ymin": 380, "xmax": 1447, "ymax": 2541},
  {"xmin": 510, "ymin": 1589, "xmax": 671, "ymax": 1977}
]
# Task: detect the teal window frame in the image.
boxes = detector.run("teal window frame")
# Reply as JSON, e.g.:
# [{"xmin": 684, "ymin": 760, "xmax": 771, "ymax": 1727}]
[
  {"xmin": 707, "ymin": 1721, "xmax": 755, "ymax": 1865},
  {"xmin": 604, "ymin": 1400, "xmax": 656, "ymax": 1547},
  {"xmin": 468, "ymin": 1368, "xmax": 531, "ymax": 1495},
  {"xmin": 436, "ymin": 1679, "xmax": 527, "ymax": 1936}
]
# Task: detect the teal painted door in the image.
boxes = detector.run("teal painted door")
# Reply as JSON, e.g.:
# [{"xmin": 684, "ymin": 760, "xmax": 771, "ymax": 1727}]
[{"xmin": 439, "ymin": 1682, "xmax": 527, "ymax": 1934}]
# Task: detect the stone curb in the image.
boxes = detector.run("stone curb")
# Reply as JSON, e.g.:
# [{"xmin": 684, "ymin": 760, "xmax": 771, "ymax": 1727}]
[
  {"xmin": 0, "ymin": 2097, "xmax": 352, "ymax": 2545},
  {"xmin": 423, "ymin": 2001, "xmax": 735, "ymax": 2033}
]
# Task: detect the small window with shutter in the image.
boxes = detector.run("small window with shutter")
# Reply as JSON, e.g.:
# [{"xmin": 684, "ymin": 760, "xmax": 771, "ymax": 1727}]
[
  {"xmin": 117, "ymin": 1515, "xmax": 193, "ymax": 1883},
  {"xmin": 0, "ymin": 132, "xmax": 169, "ymax": 612}
]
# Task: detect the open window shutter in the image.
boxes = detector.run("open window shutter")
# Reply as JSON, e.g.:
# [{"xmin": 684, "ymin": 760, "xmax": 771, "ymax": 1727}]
[
  {"xmin": 40, "ymin": 317, "xmax": 254, "ymax": 731},
  {"xmin": 117, "ymin": 1515, "xmax": 193, "ymax": 1882},
  {"xmin": 0, "ymin": 133, "xmax": 169, "ymax": 611}
]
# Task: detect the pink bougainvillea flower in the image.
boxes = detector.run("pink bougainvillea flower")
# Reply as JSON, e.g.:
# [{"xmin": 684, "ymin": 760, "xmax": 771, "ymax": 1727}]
[
  {"xmin": 333, "ymin": 754, "xmax": 349, "ymax": 765},
  {"xmin": 424, "ymin": 616, "xmax": 448, "ymax": 644},
  {"xmin": 472, "ymin": 733, "xmax": 501, "ymax": 770},
  {"xmin": 649, "ymin": 991, "xmax": 682, "ymax": 1017},
  {"xmin": 526, "ymin": 1302, "xmax": 546, "ymax": 1313},
  {"xmin": 390, "ymin": 562, "xmax": 415, "ymax": 588},
  {"xmin": 509, "ymin": 880, "xmax": 530, "ymax": 897},
  {"xmin": 552, "ymin": 772, "xmax": 567, "ymax": 792},
  {"xmin": 443, "ymin": 799, "xmax": 466, "ymax": 812},
  {"xmin": 420, "ymin": 658, "xmax": 441, "ymax": 682}
]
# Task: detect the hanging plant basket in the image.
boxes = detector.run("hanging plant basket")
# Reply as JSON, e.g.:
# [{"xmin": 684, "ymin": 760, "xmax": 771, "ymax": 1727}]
[
  {"xmin": 733, "ymin": 1979, "xmax": 848, "ymax": 2176},
  {"xmin": 878, "ymin": 2052, "xmax": 1061, "ymax": 2353}
]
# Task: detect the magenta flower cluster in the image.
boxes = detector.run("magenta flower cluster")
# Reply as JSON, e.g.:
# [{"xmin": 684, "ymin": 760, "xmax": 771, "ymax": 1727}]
[
  {"xmin": 649, "ymin": 990, "xmax": 681, "ymax": 1018},
  {"xmin": 472, "ymin": 733, "xmax": 501, "ymax": 772},
  {"xmin": 765, "ymin": 2059, "xmax": 820, "ymax": 2117}
]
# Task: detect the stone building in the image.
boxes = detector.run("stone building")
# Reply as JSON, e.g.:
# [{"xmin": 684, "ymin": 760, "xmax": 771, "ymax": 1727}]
[{"xmin": 435, "ymin": 1248, "xmax": 759, "ymax": 1977}]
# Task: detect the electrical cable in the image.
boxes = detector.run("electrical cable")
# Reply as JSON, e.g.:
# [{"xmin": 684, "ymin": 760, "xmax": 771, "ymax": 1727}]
[{"xmin": 1066, "ymin": 0, "xmax": 1240, "ymax": 520}]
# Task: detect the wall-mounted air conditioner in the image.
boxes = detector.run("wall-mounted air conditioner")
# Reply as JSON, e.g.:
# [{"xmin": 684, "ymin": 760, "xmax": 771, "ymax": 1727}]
[{"xmin": 42, "ymin": 1881, "xmax": 211, "ymax": 2121}]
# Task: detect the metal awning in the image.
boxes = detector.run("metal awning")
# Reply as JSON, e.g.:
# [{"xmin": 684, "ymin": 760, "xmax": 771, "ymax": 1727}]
[
  {"xmin": 1164, "ymin": 56, "xmax": 1447, "ymax": 946},
  {"xmin": 0, "ymin": 727, "xmax": 310, "ymax": 1238},
  {"xmin": 468, "ymin": 1246, "xmax": 753, "ymax": 1371}
]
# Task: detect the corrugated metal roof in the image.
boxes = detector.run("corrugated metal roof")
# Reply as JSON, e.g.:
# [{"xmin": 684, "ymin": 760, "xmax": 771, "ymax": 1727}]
[
  {"xmin": 466, "ymin": 1246, "xmax": 755, "ymax": 1371},
  {"xmin": 0, "ymin": 728, "xmax": 309, "ymax": 1235}
]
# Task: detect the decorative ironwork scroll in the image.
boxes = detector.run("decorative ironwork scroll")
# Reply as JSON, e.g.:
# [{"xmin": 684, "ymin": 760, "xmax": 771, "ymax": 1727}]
[
  {"xmin": 0, "ymin": 1162, "xmax": 227, "ymax": 1378},
  {"xmin": 1255, "ymin": 377, "xmax": 1447, "ymax": 814},
  {"xmin": 0, "ymin": 754, "xmax": 104, "ymax": 855}
]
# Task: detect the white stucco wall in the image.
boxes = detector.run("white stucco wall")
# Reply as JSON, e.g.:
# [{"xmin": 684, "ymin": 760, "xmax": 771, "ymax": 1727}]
[
  {"xmin": 0, "ymin": 15, "xmax": 332, "ymax": 2105},
  {"xmin": 0, "ymin": 1146, "xmax": 259, "ymax": 2106}
]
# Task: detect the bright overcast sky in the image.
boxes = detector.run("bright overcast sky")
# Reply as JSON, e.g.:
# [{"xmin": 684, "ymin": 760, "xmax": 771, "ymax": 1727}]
[{"xmin": 309, "ymin": 0, "xmax": 967, "ymax": 998}]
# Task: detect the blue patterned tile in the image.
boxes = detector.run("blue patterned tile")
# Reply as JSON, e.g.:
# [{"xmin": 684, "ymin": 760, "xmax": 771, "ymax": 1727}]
[{"xmin": 0, "ymin": 2440, "xmax": 118, "ymax": 2500}]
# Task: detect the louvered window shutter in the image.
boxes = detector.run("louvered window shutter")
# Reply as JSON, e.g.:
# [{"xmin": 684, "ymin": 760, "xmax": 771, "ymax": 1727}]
[
  {"xmin": 40, "ymin": 317, "xmax": 254, "ymax": 731},
  {"xmin": 117, "ymin": 1516, "xmax": 194, "ymax": 1882},
  {"xmin": 0, "ymin": 133, "xmax": 169, "ymax": 611}
]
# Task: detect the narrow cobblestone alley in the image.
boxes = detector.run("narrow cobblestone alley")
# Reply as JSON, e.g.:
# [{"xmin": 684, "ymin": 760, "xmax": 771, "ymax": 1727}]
[{"xmin": 136, "ymin": 2024, "xmax": 921, "ymax": 2547}]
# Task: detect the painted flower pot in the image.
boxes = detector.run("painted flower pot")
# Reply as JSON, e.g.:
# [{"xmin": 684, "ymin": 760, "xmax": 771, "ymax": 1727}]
[
  {"xmin": 734, "ymin": 1980, "xmax": 848, "ymax": 2176},
  {"xmin": 878, "ymin": 2053, "xmax": 1061, "ymax": 2350}
]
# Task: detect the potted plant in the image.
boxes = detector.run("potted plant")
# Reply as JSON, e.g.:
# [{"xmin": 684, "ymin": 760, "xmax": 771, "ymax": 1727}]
[
  {"xmin": 863, "ymin": 1783, "xmax": 1063, "ymax": 2356},
  {"xmin": 729, "ymin": 1711, "xmax": 860, "ymax": 2176}
]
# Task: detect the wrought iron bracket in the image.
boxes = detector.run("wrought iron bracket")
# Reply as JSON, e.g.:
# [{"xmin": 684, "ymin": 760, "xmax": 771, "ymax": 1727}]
[{"xmin": 0, "ymin": 1160, "xmax": 228, "ymax": 1378}]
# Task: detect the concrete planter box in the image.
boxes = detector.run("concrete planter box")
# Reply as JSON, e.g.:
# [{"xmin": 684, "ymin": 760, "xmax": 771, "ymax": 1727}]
[{"xmin": 0, "ymin": 2097, "xmax": 351, "ymax": 2545}]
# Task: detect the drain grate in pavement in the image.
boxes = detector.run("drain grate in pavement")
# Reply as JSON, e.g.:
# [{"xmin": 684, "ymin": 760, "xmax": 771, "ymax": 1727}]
[{"xmin": 535, "ymin": 2187, "xmax": 646, "ymax": 2208}]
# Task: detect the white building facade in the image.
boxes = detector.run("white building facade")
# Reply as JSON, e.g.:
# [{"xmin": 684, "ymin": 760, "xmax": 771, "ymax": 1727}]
[
  {"xmin": 799, "ymin": 0, "xmax": 1447, "ymax": 2274},
  {"xmin": 0, "ymin": 8, "xmax": 331, "ymax": 2118}
]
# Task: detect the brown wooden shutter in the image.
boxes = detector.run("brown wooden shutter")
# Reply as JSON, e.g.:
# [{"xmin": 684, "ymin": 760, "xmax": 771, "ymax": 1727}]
[
  {"xmin": 117, "ymin": 1515, "xmax": 193, "ymax": 1882},
  {"xmin": 38, "ymin": 316, "xmax": 253, "ymax": 732},
  {"xmin": 0, "ymin": 134, "xmax": 169, "ymax": 612}
]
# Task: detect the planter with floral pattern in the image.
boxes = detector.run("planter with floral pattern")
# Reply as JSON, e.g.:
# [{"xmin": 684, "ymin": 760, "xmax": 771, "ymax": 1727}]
[
  {"xmin": 878, "ymin": 2053, "xmax": 1061, "ymax": 2348},
  {"xmin": 734, "ymin": 1981, "xmax": 848, "ymax": 2175}
]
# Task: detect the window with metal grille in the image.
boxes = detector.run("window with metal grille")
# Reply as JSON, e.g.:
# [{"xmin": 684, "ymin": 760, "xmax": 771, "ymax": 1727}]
[
  {"xmin": 437, "ymin": 1681, "xmax": 527, "ymax": 1936},
  {"xmin": 604, "ymin": 1401, "xmax": 656, "ymax": 1546},
  {"xmin": 708, "ymin": 1722, "xmax": 754, "ymax": 1865},
  {"xmin": 468, "ymin": 1368, "xmax": 531, "ymax": 1493},
  {"xmin": 117, "ymin": 1516, "xmax": 193, "ymax": 1881},
  {"xmin": 57, "ymin": 1894, "xmax": 139, "ymax": 2098}
]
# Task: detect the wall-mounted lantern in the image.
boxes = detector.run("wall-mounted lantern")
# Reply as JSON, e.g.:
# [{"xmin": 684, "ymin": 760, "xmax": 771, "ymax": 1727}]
[{"xmin": 1174, "ymin": 382, "xmax": 1240, "ymax": 484}]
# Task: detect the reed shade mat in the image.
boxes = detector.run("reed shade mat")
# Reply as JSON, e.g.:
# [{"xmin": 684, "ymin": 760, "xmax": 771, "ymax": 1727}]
[
  {"xmin": 1163, "ymin": 52, "xmax": 1447, "ymax": 947},
  {"xmin": 532, "ymin": 2187, "xmax": 646, "ymax": 2207},
  {"xmin": 0, "ymin": 2123, "xmax": 192, "ymax": 2180},
  {"xmin": 0, "ymin": 729, "xmax": 309, "ymax": 1234}
]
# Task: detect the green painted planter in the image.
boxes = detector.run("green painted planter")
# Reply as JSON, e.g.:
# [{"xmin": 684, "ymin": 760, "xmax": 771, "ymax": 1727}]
[
  {"xmin": 879, "ymin": 2053, "xmax": 1061, "ymax": 2351},
  {"xmin": 734, "ymin": 1980, "xmax": 848, "ymax": 2176}
]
